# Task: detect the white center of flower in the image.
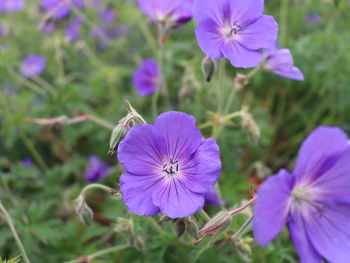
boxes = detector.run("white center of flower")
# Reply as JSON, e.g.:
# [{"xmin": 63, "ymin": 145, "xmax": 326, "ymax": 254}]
[
  {"xmin": 162, "ymin": 159, "xmax": 179, "ymax": 176},
  {"xmin": 291, "ymin": 183, "xmax": 322, "ymax": 213},
  {"xmin": 221, "ymin": 23, "xmax": 242, "ymax": 39}
]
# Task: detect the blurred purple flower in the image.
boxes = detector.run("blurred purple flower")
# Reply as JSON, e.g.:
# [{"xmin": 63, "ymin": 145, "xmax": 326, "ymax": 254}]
[
  {"xmin": 40, "ymin": 0, "xmax": 85, "ymax": 20},
  {"xmin": 204, "ymin": 188, "xmax": 221, "ymax": 206},
  {"xmin": 132, "ymin": 59, "xmax": 159, "ymax": 96},
  {"xmin": 22, "ymin": 157, "xmax": 33, "ymax": 167},
  {"xmin": 20, "ymin": 54, "xmax": 46, "ymax": 78},
  {"xmin": 305, "ymin": 13, "xmax": 322, "ymax": 24},
  {"xmin": 65, "ymin": 16, "xmax": 82, "ymax": 42},
  {"xmin": 137, "ymin": 0, "xmax": 193, "ymax": 25},
  {"xmin": 0, "ymin": 0, "xmax": 24, "ymax": 12},
  {"xmin": 85, "ymin": 155, "xmax": 110, "ymax": 182},
  {"xmin": 100, "ymin": 7, "xmax": 116, "ymax": 25},
  {"xmin": 0, "ymin": 25, "xmax": 4, "ymax": 36},
  {"xmin": 42, "ymin": 22, "xmax": 56, "ymax": 34},
  {"xmin": 193, "ymin": 0, "xmax": 278, "ymax": 68},
  {"xmin": 263, "ymin": 43, "xmax": 304, "ymax": 81},
  {"xmin": 118, "ymin": 111, "xmax": 222, "ymax": 218},
  {"xmin": 253, "ymin": 126, "xmax": 350, "ymax": 263}
]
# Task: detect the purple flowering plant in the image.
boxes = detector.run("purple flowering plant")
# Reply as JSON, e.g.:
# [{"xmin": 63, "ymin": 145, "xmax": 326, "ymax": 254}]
[{"xmin": 2, "ymin": 0, "xmax": 349, "ymax": 262}]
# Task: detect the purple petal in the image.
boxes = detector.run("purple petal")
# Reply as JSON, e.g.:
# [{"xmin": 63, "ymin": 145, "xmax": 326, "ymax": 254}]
[
  {"xmin": 180, "ymin": 138, "xmax": 221, "ymax": 193},
  {"xmin": 132, "ymin": 58, "xmax": 159, "ymax": 97},
  {"xmin": 193, "ymin": 0, "xmax": 263, "ymax": 26},
  {"xmin": 152, "ymin": 178, "xmax": 204, "ymax": 218},
  {"xmin": 305, "ymin": 203, "xmax": 350, "ymax": 263},
  {"xmin": 288, "ymin": 211, "xmax": 323, "ymax": 263},
  {"xmin": 253, "ymin": 169, "xmax": 293, "ymax": 246},
  {"xmin": 204, "ymin": 188, "xmax": 221, "ymax": 206},
  {"xmin": 154, "ymin": 111, "xmax": 202, "ymax": 163},
  {"xmin": 0, "ymin": 0, "xmax": 24, "ymax": 12},
  {"xmin": 293, "ymin": 126, "xmax": 349, "ymax": 184},
  {"xmin": 20, "ymin": 54, "xmax": 46, "ymax": 78},
  {"xmin": 194, "ymin": 18, "xmax": 224, "ymax": 59},
  {"xmin": 311, "ymin": 149, "xmax": 350, "ymax": 202},
  {"xmin": 120, "ymin": 172, "xmax": 161, "ymax": 216},
  {"xmin": 138, "ymin": 0, "xmax": 192, "ymax": 23},
  {"xmin": 265, "ymin": 48, "xmax": 304, "ymax": 81},
  {"xmin": 117, "ymin": 124, "xmax": 167, "ymax": 175},
  {"xmin": 221, "ymin": 41, "xmax": 263, "ymax": 68},
  {"xmin": 237, "ymin": 15, "xmax": 278, "ymax": 50}
]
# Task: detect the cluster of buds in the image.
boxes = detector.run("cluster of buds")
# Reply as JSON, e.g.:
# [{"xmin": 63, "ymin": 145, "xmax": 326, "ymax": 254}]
[
  {"xmin": 108, "ymin": 100, "xmax": 146, "ymax": 154},
  {"xmin": 240, "ymin": 106, "xmax": 260, "ymax": 143}
]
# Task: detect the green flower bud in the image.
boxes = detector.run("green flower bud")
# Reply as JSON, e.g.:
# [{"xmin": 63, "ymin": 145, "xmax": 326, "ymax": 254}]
[
  {"xmin": 201, "ymin": 56, "xmax": 217, "ymax": 82},
  {"xmin": 75, "ymin": 197, "xmax": 94, "ymax": 226},
  {"xmin": 108, "ymin": 100, "xmax": 147, "ymax": 154},
  {"xmin": 175, "ymin": 219, "xmax": 186, "ymax": 238},
  {"xmin": 184, "ymin": 218, "xmax": 199, "ymax": 239}
]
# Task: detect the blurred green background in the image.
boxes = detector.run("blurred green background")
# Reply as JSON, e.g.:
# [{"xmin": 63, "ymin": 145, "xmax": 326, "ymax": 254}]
[{"xmin": 1, "ymin": 0, "xmax": 350, "ymax": 262}]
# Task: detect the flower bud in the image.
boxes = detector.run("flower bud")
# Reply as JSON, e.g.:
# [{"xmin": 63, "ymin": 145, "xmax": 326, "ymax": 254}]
[
  {"xmin": 175, "ymin": 219, "xmax": 186, "ymax": 238},
  {"xmin": 184, "ymin": 218, "xmax": 199, "ymax": 239},
  {"xmin": 201, "ymin": 56, "xmax": 217, "ymax": 82},
  {"xmin": 75, "ymin": 197, "xmax": 94, "ymax": 225},
  {"xmin": 199, "ymin": 211, "xmax": 232, "ymax": 237},
  {"xmin": 236, "ymin": 237, "xmax": 254, "ymax": 254},
  {"xmin": 108, "ymin": 101, "xmax": 146, "ymax": 154},
  {"xmin": 240, "ymin": 106, "xmax": 260, "ymax": 143}
]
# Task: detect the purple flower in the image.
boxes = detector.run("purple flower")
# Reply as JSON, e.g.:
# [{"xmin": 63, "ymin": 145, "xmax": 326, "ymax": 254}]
[
  {"xmin": 20, "ymin": 54, "xmax": 46, "ymax": 78},
  {"xmin": 42, "ymin": 22, "xmax": 56, "ymax": 34},
  {"xmin": 22, "ymin": 157, "xmax": 33, "ymax": 167},
  {"xmin": 263, "ymin": 43, "xmax": 304, "ymax": 81},
  {"xmin": 100, "ymin": 7, "xmax": 117, "ymax": 25},
  {"xmin": 40, "ymin": 0, "xmax": 85, "ymax": 20},
  {"xmin": 137, "ymin": 0, "xmax": 193, "ymax": 25},
  {"xmin": 0, "ymin": 0, "xmax": 24, "ymax": 12},
  {"xmin": 253, "ymin": 126, "xmax": 350, "ymax": 263},
  {"xmin": 132, "ymin": 59, "xmax": 159, "ymax": 96},
  {"xmin": 193, "ymin": 0, "xmax": 278, "ymax": 68},
  {"xmin": 204, "ymin": 188, "xmax": 221, "ymax": 206},
  {"xmin": 65, "ymin": 16, "xmax": 82, "ymax": 42},
  {"xmin": 85, "ymin": 155, "xmax": 110, "ymax": 182},
  {"xmin": 118, "ymin": 111, "xmax": 222, "ymax": 218},
  {"xmin": 305, "ymin": 13, "xmax": 322, "ymax": 24}
]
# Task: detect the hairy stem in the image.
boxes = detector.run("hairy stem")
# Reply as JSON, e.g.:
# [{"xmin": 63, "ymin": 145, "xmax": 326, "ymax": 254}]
[
  {"xmin": 0, "ymin": 200, "xmax": 31, "ymax": 263},
  {"xmin": 64, "ymin": 244, "xmax": 129, "ymax": 263}
]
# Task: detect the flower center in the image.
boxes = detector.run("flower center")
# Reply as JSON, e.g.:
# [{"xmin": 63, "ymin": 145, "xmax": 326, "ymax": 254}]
[
  {"xmin": 291, "ymin": 184, "xmax": 323, "ymax": 213},
  {"xmin": 162, "ymin": 159, "xmax": 179, "ymax": 176},
  {"xmin": 221, "ymin": 23, "xmax": 242, "ymax": 39}
]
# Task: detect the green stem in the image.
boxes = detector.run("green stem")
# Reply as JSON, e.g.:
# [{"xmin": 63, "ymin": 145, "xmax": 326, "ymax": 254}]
[
  {"xmin": 151, "ymin": 24, "xmax": 166, "ymax": 119},
  {"xmin": 19, "ymin": 133, "xmax": 48, "ymax": 171},
  {"xmin": 64, "ymin": 244, "xmax": 129, "ymax": 263},
  {"xmin": 146, "ymin": 217, "xmax": 167, "ymax": 236},
  {"xmin": 87, "ymin": 114, "xmax": 114, "ymax": 130},
  {"xmin": 0, "ymin": 200, "xmax": 31, "ymax": 263},
  {"xmin": 80, "ymin": 183, "xmax": 113, "ymax": 198},
  {"xmin": 2, "ymin": 66, "xmax": 46, "ymax": 95},
  {"xmin": 279, "ymin": 0, "xmax": 289, "ymax": 46},
  {"xmin": 198, "ymin": 209, "xmax": 211, "ymax": 222},
  {"xmin": 31, "ymin": 76, "xmax": 57, "ymax": 97},
  {"xmin": 232, "ymin": 215, "xmax": 253, "ymax": 240}
]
